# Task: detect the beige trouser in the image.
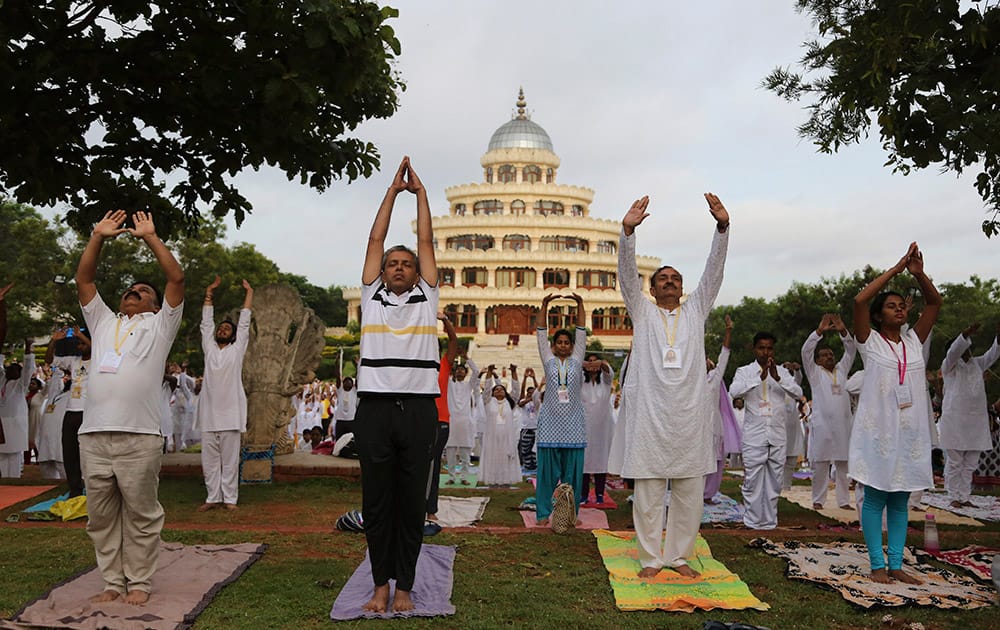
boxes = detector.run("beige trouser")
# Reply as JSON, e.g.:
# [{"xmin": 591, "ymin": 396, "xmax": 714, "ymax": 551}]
[
  {"xmin": 634, "ymin": 476, "xmax": 705, "ymax": 569},
  {"xmin": 80, "ymin": 432, "xmax": 164, "ymax": 594}
]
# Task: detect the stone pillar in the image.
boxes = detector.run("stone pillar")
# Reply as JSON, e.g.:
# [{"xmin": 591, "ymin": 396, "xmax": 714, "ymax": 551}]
[{"xmin": 477, "ymin": 306, "xmax": 486, "ymax": 333}]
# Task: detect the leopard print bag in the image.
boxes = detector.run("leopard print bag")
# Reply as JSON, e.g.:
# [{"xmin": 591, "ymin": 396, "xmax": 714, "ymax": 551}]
[{"xmin": 550, "ymin": 483, "xmax": 577, "ymax": 534}]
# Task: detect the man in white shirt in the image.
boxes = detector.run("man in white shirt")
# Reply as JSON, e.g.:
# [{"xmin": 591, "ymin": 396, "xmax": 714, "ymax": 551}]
[
  {"xmin": 75, "ymin": 209, "xmax": 184, "ymax": 606},
  {"xmin": 196, "ymin": 276, "xmax": 253, "ymax": 512},
  {"xmin": 331, "ymin": 373, "xmax": 358, "ymax": 440},
  {"xmin": 617, "ymin": 193, "xmax": 730, "ymax": 578},
  {"xmin": 0, "ymin": 283, "xmax": 35, "ymax": 479},
  {"xmin": 730, "ymin": 332, "xmax": 803, "ymax": 530},
  {"xmin": 46, "ymin": 326, "xmax": 92, "ymax": 496},
  {"xmin": 939, "ymin": 322, "xmax": 1000, "ymax": 508}
]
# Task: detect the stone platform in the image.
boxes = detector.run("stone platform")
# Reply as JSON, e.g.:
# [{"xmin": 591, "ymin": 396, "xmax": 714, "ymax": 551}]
[{"xmin": 160, "ymin": 451, "xmax": 361, "ymax": 482}]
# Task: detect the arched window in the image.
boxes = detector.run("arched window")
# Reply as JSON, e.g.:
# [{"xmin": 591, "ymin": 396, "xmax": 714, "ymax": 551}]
[
  {"xmin": 461, "ymin": 267, "xmax": 488, "ymax": 287},
  {"xmin": 591, "ymin": 307, "xmax": 632, "ymax": 333},
  {"xmin": 502, "ymin": 234, "xmax": 530, "ymax": 251},
  {"xmin": 453, "ymin": 203, "xmax": 466, "ymax": 216},
  {"xmin": 444, "ymin": 304, "xmax": 478, "ymax": 332},
  {"xmin": 485, "ymin": 167, "xmax": 493, "ymax": 184},
  {"xmin": 498, "ymin": 164, "xmax": 516, "ymax": 183},
  {"xmin": 596, "ymin": 240, "xmax": 616, "ymax": 254},
  {"xmin": 446, "ymin": 234, "xmax": 494, "ymax": 251},
  {"xmin": 546, "ymin": 168, "xmax": 554, "ymax": 183},
  {"xmin": 543, "ymin": 268, "xmax": 570, "ymax": 289},
  {"xmin": 571, "ymin": 204, "xmax": 584, "ymax": 216},
  {"xmin": 511, "ymin": 199, "xmax": 526, "ymax": 215},
  {"xmin": 534, "ymin": 200, "xmax": 564, "ymax": 216},
  {"xmin": 438, "ymin": 268, "xmax": 455, "ymax": 287},
  {"xmin": 496, "ymin": 267, "xmax": 535, "ymax": 289},
  {"xmin": 473, "ymin": 199, "xmax": 503, "ymax": 216},
  {"xmin": 538, "ymin": 236, "xmax": 589, "ymax": 252},
  {"xmin": 523, "ymin": 165, "xmax": 542, "ymax": 184},
  {"xmin": 546, "ymin": 304, "xmax": 578, "ymax": 330},
  {"xmin": 576, "ymin": 269, "xmax": 616, "ymax": 289}
]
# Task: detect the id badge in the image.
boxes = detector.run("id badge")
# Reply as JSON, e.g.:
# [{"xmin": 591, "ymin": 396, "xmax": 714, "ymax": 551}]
[
  {"xmin": 662, "ymin": 347, "xmax": 682, "ymax": 369},
  {"xmin": 45, "ymin": 403, "xmax": 56, "ymax": 413},
  {"xmin": 99, "ymin": 350, "xmax": 123, "ymax": 374},
  {"xmin": 894, "ymin": 383, "xmax": 912, "ymax": 409},
  {"xmin": 557, "ymin": 388, "xmax": 570, "ymax": 404},
  {"xmin": 758, "ymin": 401, "xmax": 772, "ymax": 417},
  {"xmin": 830, "ymin": 384, "xmax": 843, "ymax": 396}
]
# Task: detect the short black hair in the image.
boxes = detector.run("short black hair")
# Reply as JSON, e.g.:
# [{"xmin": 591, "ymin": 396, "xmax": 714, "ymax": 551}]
[
  {"xmin": 380, "ymin": 245, "xmax": 418, "ymax": 271},
  {"xmin": 552, "ymin": 329, "xmax": 574, "ymax": 345},
  {"xmin": 650, "ymin": 265, "xmax": 682, "ymax": 288},
  {"xmin": 869, "ymin": 291, "xmax": 905, "ymax": 332},
  {"xmin": 752, "ymin": 331, "xmax": 777, "ymax": 346},
  {"xmin": 130, "ymin": 279, "xmax": 163, "ymax": 308},
  {"xmin": 813, "ymin": 342, "xmax": 832, "ymax": 361}
]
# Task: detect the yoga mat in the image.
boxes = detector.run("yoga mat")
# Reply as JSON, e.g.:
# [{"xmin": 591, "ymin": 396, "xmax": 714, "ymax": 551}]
[
  {"xmin": 919, "ymin": 491, "xmax": 1000, "ymax": 522},
  {"xmin": 433, "ymin": 496, "xmax": 489, "ymax": 528},
  {"xmin": 750, "ymin": 538, "xmax": 995, "ymax": 609},
  {"xmin": 330, "ymin": 544, "xmax": 456, "ymax": 620},
  {"xmin": 439, "ymin": 473, "xmax": 479, "ymax": 488},
  {"xmin": 697, "ymin": 492, "xmax": 745, "ymax": 524},
  {"xmin": 914, "ymin": 545, "xmax": 999, "ymax": 582},
  {"xmin": 24, "ymin": 492, "xmax": 70, "ymax": 513},
  {"xmin": 580, "ymin": 491, "xmax": 619, "ymax": 510},
  {"xmin": 0, "ymin": 485, "xmax": 56, "ymax": 511},
  {"xmin": 6, "ymin": 542, "xmax": 266, "ymax": 629},
  {"xmin": 780, "ymin": 486, "xmax": 983, "ymax": 526},
  {"xmin": 520, "ymin": 507, "xmax": 608, "ymax": 530},
  {"xmin": 592, "ymin": 530, "xmax": 769, "ymax": 613}
]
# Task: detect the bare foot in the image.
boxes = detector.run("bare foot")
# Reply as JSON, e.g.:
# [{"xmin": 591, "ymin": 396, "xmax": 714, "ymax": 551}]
[
  {"xmin": 869, "ymin": 568, "xmax": 893, "ymax": 584},
  {"xmin": 536, "ymin": 518, "xmax": 549, "ymax": 527},
  {"xmin": 392, "ymin": 588, "xmax": 415, "ymax": 612},
  {"xmin": 813, "ymin": 503, "xmax": 824, "ymax": 510},
  {"xmin": 961, "ymin": 500, "xmax": 975, "ymax": 507},
  {"xmin": 362, "ymin": 584, "xmax": 390, "ymax": 613},
  {"xmin": 223, "ymin": 503, "xmax": 238, "ymax": 511},
  {"xmin": 427, "ymin": 514, "xmax": 438, "ymax": 522},
  {"xmin": 888, "ymin": 569, "xmax": 923, "ymax": 585},
  {"xmin": 911, "ymin": 504, "xmax": 925, "ymax": 512},
  {"xmin": 89, "ymin": 590, "xmax": 120, "ymax": 603},
  {"xmin": 196, "ymin": 503, "xmax": 218, "ymax": 512},
  {"xmin": 637, "ymin": 566, "xmax": 662, "ymax": 578},
  {"xmin": 704, "ymin": 498, "xmax": 717, "ymax": 505},
  {"xmin": 672, "ymin": 564, "xmax": 701, "ymax": 578},
  {"xmin": 839, "ymin": 504, "xmax": 853, "ymax": 511},
  {"xmin": 123, "ymin": 590, "xmax": 149, "ymax": 605},
  {"xmin": 950, "ymin": 500, "xmax": 964, "ymax": 509}
]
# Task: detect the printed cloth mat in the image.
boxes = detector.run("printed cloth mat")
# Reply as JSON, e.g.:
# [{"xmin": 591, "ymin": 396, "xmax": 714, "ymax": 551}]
[
  {"xmin": 592, "ymin": 530, "xmax": 769, "ymax": 613},
  {"xmin": 914, "ymin": 545, "xmax": 999, "ymax": 582},
  {"xmin": 520, "ymin": 507, "xmax": 609, "ymax": 530},
  {"xmin": 4, "ymin": 542, "xmax": 266, "ymax": 629},
  {"xmin": 919, "ymin": 491, "xmax": 1000, "ymax": 522},
  {"xmin": 330, "ymin": 544, "xmax": 456, "ymax": 620},
  {"xmin": 749, "ymin": 538, "xmax": 996, "ymax": 609},
  {"xmin": 663, "ymin": 491, "xmax": 745, "ymax": 524},
  {"xmin": 433, "ymin": 496, "xmax": 489, "ymax": 528},
  {"xmin": 581, "ymin": 490, "xmax": 619, "ymax": 510},
  {"xmin": 0, "ymin": 485, "xmax": 56, "ymax": 511},
  {"xmin": 780, "ymin": 486, "xmax": 983, "ymax": 526}
]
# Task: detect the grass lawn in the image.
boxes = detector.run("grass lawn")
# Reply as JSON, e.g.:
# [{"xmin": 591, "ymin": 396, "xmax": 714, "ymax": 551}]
[{"xmin": 1, "ymin": 474, "xmax": 998, "ymax": 629}]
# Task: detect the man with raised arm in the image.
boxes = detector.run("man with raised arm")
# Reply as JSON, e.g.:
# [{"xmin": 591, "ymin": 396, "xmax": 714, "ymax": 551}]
[
  {"xmin": 356, "ymin": 156, "xmax": 439, "ymax": 613},
  {"xmin": 196, "ymin": 276, "xmax": 253, "ymax": 513},
  {"xmin": 618, "ymin": 193, "xmax": 730, "ymax": 578},
  {"xmin": 0, "ymin": 283, "xmax": 36, "ymax": 479},
  {"xmin": 75, "ymin": 209, "xmax": 184, "ymax": 605}
]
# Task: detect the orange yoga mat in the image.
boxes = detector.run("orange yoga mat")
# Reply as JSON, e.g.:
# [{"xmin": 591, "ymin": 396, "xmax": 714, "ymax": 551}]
[{"xmin": 0, "ymin": 485, "xmax": 57, "ymax": 511}]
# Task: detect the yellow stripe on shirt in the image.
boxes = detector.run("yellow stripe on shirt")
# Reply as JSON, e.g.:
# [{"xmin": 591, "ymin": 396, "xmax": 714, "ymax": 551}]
[{"xmin": 361, "ymin": 325, "xmax": 440, "ymax": 336}]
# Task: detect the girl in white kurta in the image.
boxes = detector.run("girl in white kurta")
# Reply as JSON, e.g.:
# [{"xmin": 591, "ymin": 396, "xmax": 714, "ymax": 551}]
[
  {"xmin": 850, "ymin": 242, "xmax": 940, "ymax": 585},
  {"xmin": 478, "ymin": 373, "xmax": 522, "ymax": 486},
  {"xmin": 581, "ymin": 355, "xmax": 614, "ymax": 504},
  {"xmin": 36, "ymin": 370, "xmax": 69, "ymax": 479}
]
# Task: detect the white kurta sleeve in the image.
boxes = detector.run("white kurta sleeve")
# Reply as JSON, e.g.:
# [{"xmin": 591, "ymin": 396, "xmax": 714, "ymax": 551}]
[
  {"xmin": 201, "ymin": 304, "xmax": 215, "ymax": 351},
  {"xmin": 235, "ymin": 307, "xmax": 252, "ymax": 353},
  {"xmin": 729, "ymin": 365, "xmax": 762, "ymax": 399},
  {"xmin": 837, "ymin": 334, "xmax": 857, "ymax": 374},
  {"xmin": 801, "ymin": 332, "xmax": 820, "ymax": 380},
  {"xmin": 942, "ymin": 334, "xmax": 971, "ymax": 375},
  {"xmin": 974, "ymin": 336, "xmax": 1000, "ymax": 373},
  {"xmin": 690, "ymin": 226, "xmax": 730, "ymax": 315}
]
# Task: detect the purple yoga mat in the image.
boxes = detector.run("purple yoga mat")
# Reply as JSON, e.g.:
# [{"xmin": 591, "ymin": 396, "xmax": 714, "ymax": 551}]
[{"xmin": 330, "ymin": 544, "xmax": 457, "ymax": 620}]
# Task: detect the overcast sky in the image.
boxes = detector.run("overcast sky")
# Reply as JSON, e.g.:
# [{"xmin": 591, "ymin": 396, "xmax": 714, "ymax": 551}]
[{"xmin": 52, "ymin": 1, "xmax": 999, "ymax": 307}]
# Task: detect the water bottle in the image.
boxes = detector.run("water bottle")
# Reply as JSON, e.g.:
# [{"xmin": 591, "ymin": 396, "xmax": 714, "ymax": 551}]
[{"xmin": 923, "ymin": 513, "xmax": 939, "ymax": 553}]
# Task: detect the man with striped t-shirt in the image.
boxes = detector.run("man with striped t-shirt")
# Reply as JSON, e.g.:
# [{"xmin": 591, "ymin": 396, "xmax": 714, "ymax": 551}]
[{"xmin": 357, "ymin": 156, "xmax": 439, "ymax": 614}]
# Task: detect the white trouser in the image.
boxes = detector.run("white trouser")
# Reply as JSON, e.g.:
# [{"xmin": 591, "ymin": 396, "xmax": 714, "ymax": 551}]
[
  {"xmin": 944, "ymin": 449, "xmax": 981, "ymax": 503},
  {"xmin": 0, "ymin": 453, "xmax": 22, "ymax": 478},
  {"xmin": 781, "ymin": 455, "xmax": 798, "ymax": 491},
  {"xmin": 201, "ymin": 430, "xmax": 242, "ymax": 504},
  {"xmin": 40, "ymin": 461, "xmax": 66, "ymax": 480},
  {"xmin": 446, "ymin": 446, "xmax": 472, "ymax": 482},
  {"xmin": 634, "ymin": 476, "xmax": 705, "ymax": 569},
  {"xmin": 812, "ymin": 460, "xmax": 849, "ymax": 507},
  {"xmin": 742, "ymin": 442, "xmax": 784, "ymax": 529}
]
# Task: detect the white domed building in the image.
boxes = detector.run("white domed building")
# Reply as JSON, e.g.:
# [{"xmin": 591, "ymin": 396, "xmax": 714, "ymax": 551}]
[{"xmin": 346, "ymin": 90, "xmax": 661, "ymax": 357}]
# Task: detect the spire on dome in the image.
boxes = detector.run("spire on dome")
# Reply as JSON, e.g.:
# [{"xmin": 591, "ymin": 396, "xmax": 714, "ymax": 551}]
[{"xmin": 516, "ymin": 87, "xmax": 527, "ymax": 120}]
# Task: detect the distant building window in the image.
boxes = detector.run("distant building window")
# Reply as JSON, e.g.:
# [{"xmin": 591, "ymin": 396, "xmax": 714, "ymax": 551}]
[
  {"xmin": 454, "ymin": 203, "xmax": 466, "ymax": 216},
  {"xmin": 445, "ymin": 304, "xmax": 478, "ymax": 332},
  {"xmin": 546, "ymin": 167, "xmax": 554, "ymax": 183},
  {"xmin": 511, "ymin": 199, "xmax": 526, "ymax": 215},
  {"xmin": 539, "ymin": 236, "xmax": 588, "ymax": 252},
  {"xmin": 473, "ymin": 199, "xmax": 503, "ymax": 216},
  {"xmin": 496, "ymin": 267, "xmax": 535, "ymax": 289},
  {"xmin": 523, "ymin": 165, "xmax": 542, "ymax": 184},
  {"xmin": 592, "ymin": 307, "xmax": 632, "ymax": 332},
  {"xmin": 498, "ymin": 164, "xmax": 516, "ymax": 183},
  {"xmin": 543, "ymin": 268, "xmax": 570, "ymax": 288},
  {"xmin": 461, "ymin": 267, "xmax": 488, "ymax": 287},
  {"xmin": 596, "ymin": 240, "xmax": 616, "ymax": 254},
  {"xmin": 502, "ymin": 234, "xmax": 530, "ymax": 251},
  {"xmin": 534, "ymin": 200, "xmax": 564, "ymax": 216},
  {"xmin": 447, "ymin": 234, "xmax": 494, "ymax": 251},
  {"xmin": 546, "ymin": 304, "xmax": 578, "ymax": 330},
  {"xmin": 577, "ymin": 269, "xmax": 616, "ymax": 289},
  {"xmin": 571, "ymin": 204, "xmax": 584, "ymax": 216},
  {"xmin": 439, "ymin": 268, "xmax": 455, "ymax": 287},
  {"xmin": 486, "ymin": 167, "xmax": 493, "ymax": 184}
]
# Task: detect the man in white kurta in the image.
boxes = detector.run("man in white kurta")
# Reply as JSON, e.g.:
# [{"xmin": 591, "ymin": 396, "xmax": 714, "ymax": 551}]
[
  {"xmin": 618, "ymin": 193, "xmax": 730, "ymax": 578},
  {"xmin": 445, "ymin": 357, "xmax": 478, "ymax": 485},
  {"xmin": 730, "ymin": 333, "xmax": 803, "ymax": 530},
  {"xmin": 939, "ymin": 323, "xmax": 1000, "ymax": 507},
  {"xmin": 781, "ymin": 363, "xmax": 805, "ymax": 491},
  {"xmin": 196, "ymin": 277, "xmax": 253, "ymax": 512},
  {"xmin": 801, "ymin": 314, "xmax": 857, "ymax": 509},
  {"xmin": 0, "ymin": 342, "xmax": 35, "ymax": 479}
]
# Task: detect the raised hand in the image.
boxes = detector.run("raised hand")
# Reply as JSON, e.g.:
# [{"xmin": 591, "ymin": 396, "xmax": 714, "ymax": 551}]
[
  {"xmin": 704, "ymin": 193, "xmax": 729, "ymax": 227},
  {"xmin": 206, "ymin": 276, "xmax": 222, "ymax": 294},
  {"xmin": 389, "ymin": 156, "xmax": 409, "ymax": 194},
  {"xmin": 570, "ymin": 292, "xmax": 583, "ymax": 304},
  {"xmin": 622, "ymin": 196, "xmax": 650, "ymax": 234},
  {"xmin": 964, "ymin": 322, "xmax": 982, "ymax": 337},
  {"xmin": 128, "ymin": 210, "xmax": 157, "ymax": 239},
  {"xmin": 892, "ymin": 242, "xmax": 918, "ymax": 274},
  {"xmin": 0, "ymin": 282, "xmax": 13, "ymax": 301},
  {"xmin": 830, "ymin": 313, "xmax": 847, "ymax": 334},
  {"xmin": 242, "ymin": 279, "xmax": 253, "ymax": 293},
  {"xmin": 724, "ymin": 314, "xmax": 734, "ymax": 329},
  {"xmin": 404, "ymin": 158, "xmax": 424, "ymax": 194},
  {"xmin": 906, "ymin": 244, "xmax": 924, "ymax": 276},
  {"xmin": 818, "ymin": 313, "xmax": 835, "ymax": 333},
  {"xmin": 93, "ymin": 210, "xmax": 128, "ymax": 239}
]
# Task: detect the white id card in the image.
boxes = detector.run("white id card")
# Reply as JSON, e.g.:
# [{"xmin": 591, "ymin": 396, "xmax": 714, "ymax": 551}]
[
  {"xmin": 662, "ymin": 347, "xmax": 682, "ymax": 369},
  {"xmin": 557, "ymin": 388, "xmax": 570, "ymax": 404},
  {"xmin": 757, "ymin": 401, "xmax": 773, "ymax": 417},
  {"xmin": 894, "ymin": 383, "xmax": 912, "ymax": 409},
  {"xmin": 99, "ymin": 351, "xmax": 122, "ymax": 374},
  {"xmin": 830, "ymin": 384, "xmax": 843, "ymax": 396}
]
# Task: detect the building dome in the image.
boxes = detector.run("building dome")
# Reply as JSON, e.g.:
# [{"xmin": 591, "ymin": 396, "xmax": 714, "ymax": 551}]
[{"xmin": 487, "ymin": 88, "xmax": 554, "ymax": 152}]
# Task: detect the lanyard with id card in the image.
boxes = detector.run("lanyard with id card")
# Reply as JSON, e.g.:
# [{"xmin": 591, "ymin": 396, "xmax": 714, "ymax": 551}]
[
  {"xmin": 100, "ymin": 317, "xmax": 142, "ymax": 374},
  {"xmin": 657, "ymin": 305, "xmax": 682, "ymax": 369},
  {"xmin": 556, "ymin": 358, "xmax": 571, "ymax": 403},
  {"xmin": 879, "ymin": 333, "xmax": 912, "ymax": 409}
]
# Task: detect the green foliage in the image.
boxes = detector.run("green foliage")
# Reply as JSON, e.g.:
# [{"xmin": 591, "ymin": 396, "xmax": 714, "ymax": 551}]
[
  {"xmin": 765, "ymin": 0, "xmax": 1000, "ymax": 237},
  {"xmin": 0, "ymin": 0, "xmax": 403, "ymax": 238},
  {"xmin": 279, "ymin": 273, "xmax": 347, "ymax": 327}
]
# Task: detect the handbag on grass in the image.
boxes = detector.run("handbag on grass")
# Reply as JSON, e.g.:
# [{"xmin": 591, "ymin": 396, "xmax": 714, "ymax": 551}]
[{"xmin": 550, "ymin": 483, "xmax": 576, "ymax": 534}]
